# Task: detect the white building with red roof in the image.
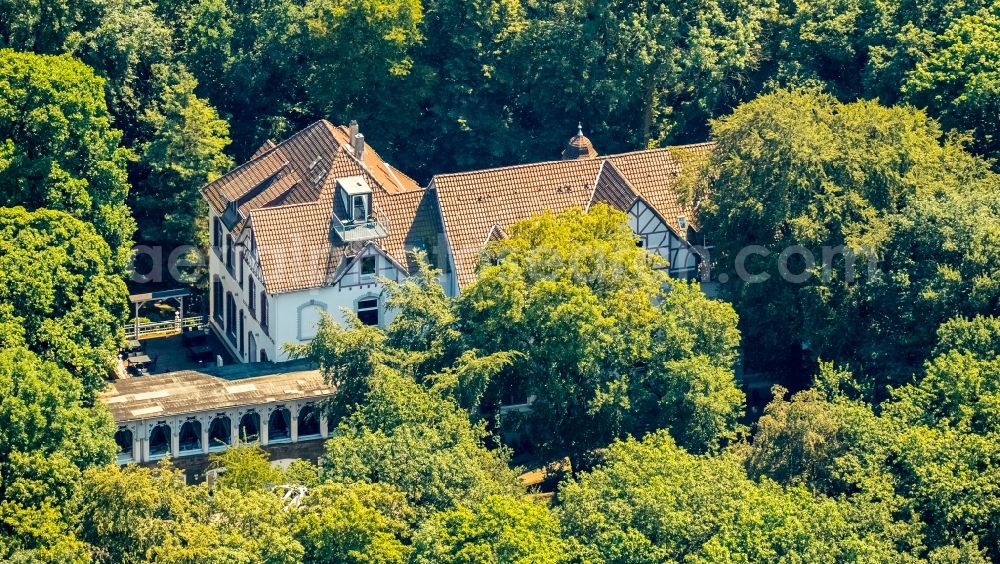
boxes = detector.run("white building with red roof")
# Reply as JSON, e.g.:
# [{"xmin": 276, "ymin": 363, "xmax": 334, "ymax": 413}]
[{"xmin": 202, "ymin": 121, "xmax": 709, "ymax": 364}]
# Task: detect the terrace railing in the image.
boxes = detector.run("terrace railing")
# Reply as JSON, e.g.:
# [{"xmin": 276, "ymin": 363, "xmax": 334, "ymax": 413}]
[{"xmin": 126, "ymin": 315, "xmax": 207, "ymax": 340}]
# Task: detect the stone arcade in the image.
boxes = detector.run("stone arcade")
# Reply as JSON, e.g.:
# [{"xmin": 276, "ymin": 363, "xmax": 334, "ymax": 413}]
[{"xmin": 103, "ymin": 362, "xmax": 333, "ymax": 467}]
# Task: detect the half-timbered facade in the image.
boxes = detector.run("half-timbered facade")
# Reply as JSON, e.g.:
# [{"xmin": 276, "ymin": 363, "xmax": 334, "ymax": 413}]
[{"xmin": 431, "ymin": 128, "xmax": 709, "ymax": 295}]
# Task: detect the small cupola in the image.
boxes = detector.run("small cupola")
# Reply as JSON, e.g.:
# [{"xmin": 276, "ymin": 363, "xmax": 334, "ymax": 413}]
[{"xmin": 562, "ymin": 123, "xmax": 598, "ymax": 160}]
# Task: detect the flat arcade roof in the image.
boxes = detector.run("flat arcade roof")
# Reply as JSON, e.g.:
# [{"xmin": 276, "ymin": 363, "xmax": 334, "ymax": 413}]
[{"xmin": 102, "ymin": 363, "xmax": 333, "ymax": 423}]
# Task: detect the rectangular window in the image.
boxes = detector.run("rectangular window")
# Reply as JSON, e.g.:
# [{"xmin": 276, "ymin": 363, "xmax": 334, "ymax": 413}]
[
  {"xmin": 248, "ymin": 278, "xmax": 256, "ymax": 317},
  {"xmin": 356, "ymin": 298, "xmax": 379, "ymax": 326},
  {"xmin": 239, "ymin": 254, "xmax": 244, "ymax": 288},
  {"xmin": 213, "ymin": 279, "xmax": 223, "ymax": 322},
  {"xmin": 225, "ymin": 235, "xmax": 235, "ymax": 275},
  {"xmin": 352, "ymin": 195, "xmax": 367, "ymax": 222},
  {"xmin": 225, "ymin": 293, "xmax": 237, "ymax": 343},
  {"xmin": 361, "ymin": 256, "xmax": 376, "ymax": 280},
  {"xmin": 213, "ymin": 218, "xmax": 222, "ymax": 250},
  {"xmin": 260, "ymin": 292, "xmax": 269, "ymax": 335}
]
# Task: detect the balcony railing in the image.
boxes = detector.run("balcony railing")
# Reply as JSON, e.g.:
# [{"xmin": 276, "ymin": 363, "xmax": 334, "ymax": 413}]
[{"xmin": 126, "ymin": 315, "xmax": 207, "ymax": 340}]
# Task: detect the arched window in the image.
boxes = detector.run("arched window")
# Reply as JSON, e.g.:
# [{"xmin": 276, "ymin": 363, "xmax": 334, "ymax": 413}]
[
  {"xmin": 248, "ymin": 334, "xmax": 257, "ymax": 363},
  {"xmin": 298, "ymin": 404, "xmax": 321, "ymax": 438},
  {"xmin": 268, "ymin": 408, "xmax": 291, "ymax": 442},
  {"xmin": 239, "ymin": 412, "xmax": 260, "ymax": 442},
  {"xmin": 208, "ymin": 416, "xmax": 231, "ymax": 448},
  {"xmin": 179, "ymin": 420, "xmax": 202, "ymax": 453},
  {"xmin": 114, "ymin": 428, "xmax": 133, "ymax": 457},
  {"xmin": 297, "ymin": 300, "xmax": 327, "ymax": 341},
  {"xmin": 149, "ymin": 424, "xmax": 171, "ymax": 457}
]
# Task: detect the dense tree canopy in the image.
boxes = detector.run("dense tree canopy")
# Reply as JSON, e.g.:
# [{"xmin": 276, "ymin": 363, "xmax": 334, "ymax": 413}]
[
  {"xmin": 558, "ymin": 430, "xmax": 921, "ymax": 562},
  {"xmin": 3, "ymin": 0, "xmax": 1000, "ymax": 558},
  {"xmin": 694, "ymin": 89, "xmax": 1000, "ymax": 390},
  {"xmin": 903, "ymin": 6, "xmax": 1000, "ymax": 162},
  {"xmin": 0, "ymin": 207, "xmax": 127, "ymax": 398},
  {"xmin": 0, "ymin": 49, "xmax": 135, "ymax": 265},
  {"xmin": 0, "ymin": 347, "xmax": 115, "ymax": 561},
  {"xmin": 458, "ymin": 205, "xmax": 743, "ymax": 463}
]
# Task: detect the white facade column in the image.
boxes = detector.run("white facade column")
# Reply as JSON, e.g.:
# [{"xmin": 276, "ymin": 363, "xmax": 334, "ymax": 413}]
[
  {"xmin": 320, "ymin": 414, "xmax": 329, "ymax": 438},
  {"xmin": 140, "ymin": 423, "xmax": 150, "ymax": 463},
  {"xmin": 201, "ymin": 416, "xmax": 210, "ymax": 454},
  {"xmin": 260, "ymin": 409, "xmax": 269, "ymax": 445},
  {"xmin": 170, "ymin": 422, "xmax": 180, "ymax": 458},
  {"xmin": 230, "ymin": 411, "xmax": 239, "ymax": 446},
  {"xmin": 290, "ymin": 407, "xmax": 299, "ymax": 443}
]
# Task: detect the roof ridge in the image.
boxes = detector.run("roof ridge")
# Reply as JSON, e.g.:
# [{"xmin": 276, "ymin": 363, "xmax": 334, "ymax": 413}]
[
  {"xmin": 433, "ymin": 156, "xmax": 601, "ymax": 181},
  {"xmin": 203, "ymin": 120, "xmax": 332, "ymax": 197},
  {"xmin": 433, "ymin": 141, "xmax": 714, "ymax": 182},
  {"xmin": 603, "ymin": 141, "xmax": 715, "ymax": 160},
  {"xmin": 323, "ymin": 121, "xmax": 422, "ymax": 193}
]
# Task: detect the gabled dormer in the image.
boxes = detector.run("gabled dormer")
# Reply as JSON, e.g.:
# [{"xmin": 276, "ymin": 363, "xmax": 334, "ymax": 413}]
[{"xmin": 331, "ymin": 175, "xmax": 388, "ymax": 242}]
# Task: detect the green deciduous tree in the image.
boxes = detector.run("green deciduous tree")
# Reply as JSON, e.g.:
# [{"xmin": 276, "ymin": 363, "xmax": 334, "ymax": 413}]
[
  {"xmin": 933, "ymin": 315, "xmax": 1000, "ymax": 360},
  {"xmin": 903, "ymin": 7, "xmax": 1000, "ymax": 164},
  {"xmin": 745, "ymin": 363, "xmax": 893, "ymax": 497},
  {"xmin": 133, "ymin": 66, "xmax": 232, "ymax": 247},
  {"xmin": 411, "ymin": 495, "xmax": 569, "ymax": 563},
  {"xmin": 558, "ymin": 430, "xmax": 920, "ymax": 562},
  {"xmin": 79, "ymin": 461, "xmax": 304, "ymax": 563},
  {"xmin": 0, "ymin": 49, "xmax": 135, "ymax": 266},
  {"xmin": 303, "ymin": 0, "xmax": 423, "ymax": 133},
  {"xmin": 0, "ymin": 0, "xmax": 106, "ymax": 53},
  {"xmin": 0, "ymin": 207, "xmax": 127, "ymax": 397},
  {"xmin": 293, "ymin": 482, "xmax": 415, "ymax": 563},
  {"xmin": 73, "ymin": 0, "xmax": 176, "ymax": 142},
  {"xmin": 0, "ymin": 347, "xmax": 115, "ymax": 561},
  {"xmin": 320, "ymin": 367, "xmax": 519, "ymax": 516},
  {"xmin": 883, "ymin": 349, "xmax": 1000, "ymax": 559},
  {"xmin": 458, "ymin": 205, "xmax": 743, "ymax": 464},
  {"xmin": 695, "ymin": 89, "xmax": 1000, "ymax": 390},
  {"xmin": 519, "ymin": 0, "xmax": 771, "ymax": 153}
]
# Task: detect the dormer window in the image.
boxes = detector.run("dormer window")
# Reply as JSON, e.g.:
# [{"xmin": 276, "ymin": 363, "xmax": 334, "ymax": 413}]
[
  {"xmin": 353, "ymin": 194, "xmax": 368, "ymax": 222},
  {"xmin": 337, "ymin": 176, "xmax": 373, "ymax": 225},
  {"xmin": 677, "ymin": 215, "xmax": 688, "ymax": 230},
  {"xmin": 333, "ymin": 176, "xmax": 387, "ymax": 242}
]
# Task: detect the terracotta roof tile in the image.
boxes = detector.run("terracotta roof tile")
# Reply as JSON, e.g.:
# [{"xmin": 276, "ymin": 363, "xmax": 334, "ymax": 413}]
[
  {"xmin": 607, "ymin": 142, "xmax": 713, "ymax": 231},
  {"xmin": 433, "ymin": 142, "xmax": 713, "ymax": 289},
  {"xmin": 202, "ymin": 120, "xmax": 434, "ymax": 295}
]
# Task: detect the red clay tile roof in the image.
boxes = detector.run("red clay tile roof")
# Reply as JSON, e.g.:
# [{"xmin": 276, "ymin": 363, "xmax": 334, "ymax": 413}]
[
  {"xmin": 201, "ymin": 120, "xmax": 433, "ymax": 294},
  {"xmin": 248, "ymin": 176, "xmax": 442, "ymax": 294},
  {"xmin": 202, "ymin": 120, "xmax": 420, "ymax": 229},
  {"xmin": 433, "ymin": 142, "xmax": 713, "ymax": 288},
  {"xmin": 606, "ymin": 142, "xmax": 713, "ymax": 231}
]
